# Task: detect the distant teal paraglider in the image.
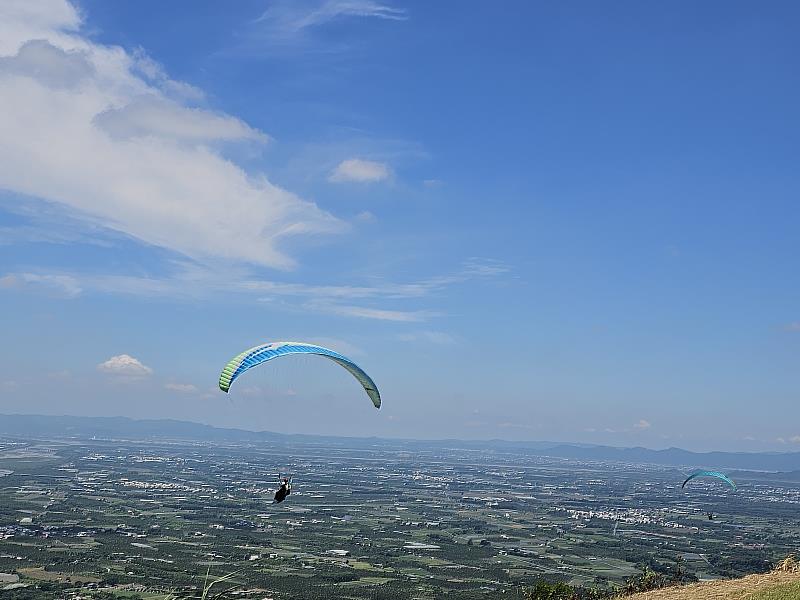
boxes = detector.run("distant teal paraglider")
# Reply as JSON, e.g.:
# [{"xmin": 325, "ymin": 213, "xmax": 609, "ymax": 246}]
[
  {"xmin": 681, "ymin": 470, "xmax": 736, "ymax": 490},
  {"xmin": 218, "ymin": 341, "xmax": 381, "ymax": 409}
]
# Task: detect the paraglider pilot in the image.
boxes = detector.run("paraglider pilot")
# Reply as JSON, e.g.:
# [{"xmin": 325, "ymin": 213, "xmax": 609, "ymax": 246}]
[{"xmin": 274, "ymin": 477, "xmax": 291, "ymax": 504}]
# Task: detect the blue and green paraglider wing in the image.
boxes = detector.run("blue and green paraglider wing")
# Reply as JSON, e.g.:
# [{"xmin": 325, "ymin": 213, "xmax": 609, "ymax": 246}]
[
  {"xmin": 682, "ymin": 470, "xmax": 736, "ymax": 490},
  {"xmin": 218, "ymin": 342, "xmax": 381, "ymax": 409}
]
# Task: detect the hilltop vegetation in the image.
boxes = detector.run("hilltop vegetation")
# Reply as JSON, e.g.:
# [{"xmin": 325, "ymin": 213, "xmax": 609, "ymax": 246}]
[
  {"xmin": 522, "ymin": 557, "xmax": 800, "ymax": 600},
  {"xmin": 624, "ymin": 568, "xmax": 800, "ymax": 600}
]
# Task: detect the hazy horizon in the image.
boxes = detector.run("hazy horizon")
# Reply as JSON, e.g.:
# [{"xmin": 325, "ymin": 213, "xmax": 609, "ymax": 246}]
[{"xmin": 1, "ymin": 1, "xmax": 799, "ymax": 453}]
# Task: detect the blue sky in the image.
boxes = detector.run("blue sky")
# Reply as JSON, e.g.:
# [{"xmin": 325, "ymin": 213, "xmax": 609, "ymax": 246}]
[{"xmin": 0, "ymin": 0, "xmax": 798, "ymax": 451}]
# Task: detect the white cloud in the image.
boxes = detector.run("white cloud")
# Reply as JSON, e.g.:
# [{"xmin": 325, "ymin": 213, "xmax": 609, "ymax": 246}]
[
  {"xmin": 97, "ymin": 354, "xmax": 152, "ymax": 377},
  {"xmin": 791, "ymin": 436, "xmax": 800, "ymax": 444},
  {"xmin": 307, "ymin": 301, "xmax": 434, "ymax": 322},
  {"xmin": 164, "ymin": 382, "xmax": 197, "ymax": 393},
  {"xmin": 0, "ymin": 38, "xmax": 93, "ymax": 87},
  {"xmin": 0, "ymin": 3, "xmax": 345, "ymax": 269},
  {"xmin": 0, "ymin": 1, "xmax": 81, "ymax": 55},
  {"xmin": 129, "ymin": 47, "xmax": 205, "ymax": 102},
  {"xmin": 0, "ymin": 272, "xmax": 81, "ymax": 297},
  {"xmin": 329, "ymin": 158, "xmax": 391, "ymax": 183},
  {"xmin": 786, "ymin": 322, "xmax": 800, "ymax": 332},
  {"xmin": 256, "ymin": 0, "xmax": 406, "ymax": 35},
  {"xmin": 244, "ymin": 258, "xmax": 510, "ymax": 301},
  {"xmin": 633, "ymin": 419, "xmax": 651, "ymax": 430},
  {"xmin": 3, "ymin": 258, "xmax": 511, "ymax": 319},
  {"xmin": 94, "ymin": 96, "xmax": 268, "ymax": 143}
]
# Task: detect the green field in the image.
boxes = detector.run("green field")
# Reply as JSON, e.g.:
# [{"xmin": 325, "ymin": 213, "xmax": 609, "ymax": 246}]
[{"xmin": 1, "ymin": 437, "xmax": 798, "ymax": 598}]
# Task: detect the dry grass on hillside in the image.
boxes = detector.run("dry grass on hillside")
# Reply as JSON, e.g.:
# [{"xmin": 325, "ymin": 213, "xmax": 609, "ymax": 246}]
[{"xmin": 625, "ymin": 556, "xmax": 800, "ymax": 600}]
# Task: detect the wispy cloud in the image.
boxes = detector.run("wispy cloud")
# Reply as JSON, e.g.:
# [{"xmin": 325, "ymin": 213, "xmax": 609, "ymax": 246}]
[
  {"xmin": 97, "ymin": 354, "xmax": 152, "ymax": 377},
  {"xmin": 0, "ymin": 224, "xmax": 107, "ymax": 247},
  {"xmin": 0, "ymin": 2, "xmax": 345, "ymax": 269},
  {"xmin": 0, "ymin": 272, "xmax": 81, "ymax": 298},
  {"xmin": 329, "ymin": 158, "xmax": 391, "ymax": 183},
  {"xmin": 1, "ymin": 258, "xmax": 511, "ymax": 321},
  {"xmin": 306, "ymin": 301, "xmax": 435, "ymax": 322},
  {"xmin": 255, "ymin": 0, "xmax": 406, "ymax": 35},
  {"xmin": 633, "ymin": 419, "xmax": 652, "ymax": 430},
  {"xmin": 234, "ymin": 0, "xmax": 407, "ymax": 57},
  {"xmin": 785, "ymin": 322, "xmax": 800, "ymax": 332}
]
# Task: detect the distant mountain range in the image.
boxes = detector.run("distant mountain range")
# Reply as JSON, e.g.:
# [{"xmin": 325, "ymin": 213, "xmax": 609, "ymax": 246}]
[{"xmin": 1, "ymin": 413, "xmax": 799, "ymax": 473}]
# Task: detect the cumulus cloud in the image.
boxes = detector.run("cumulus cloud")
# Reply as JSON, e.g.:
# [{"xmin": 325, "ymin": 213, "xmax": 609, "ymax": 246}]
[
  {"xmin": 97, "ymin": 354, "xmax": 152, "ymax": 377},
  {"xmin": 329, "ymin": 158, "xmax": 391, "ymax": 183},
  {"xmin": 0, "ymin": 2, "xmax": 344, "ymax": 269},
  {"xmin": 164, "ymin": 382, "xmax": 197, "ymax": 393},
  {"xmin": 0, "ymin": 38, "xmax": 93, "ymax": 87},
  {"xmin": 94, "ymin": 96, "xmax": 268, "ymax": 143},
  {"xmin": 633, "ymin": 419, "xmax": 651, "ymax": 430}
]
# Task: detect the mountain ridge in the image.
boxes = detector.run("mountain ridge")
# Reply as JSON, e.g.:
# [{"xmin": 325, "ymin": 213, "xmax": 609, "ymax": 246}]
[{"xmin": 1, "ymin": 413, "xmax": 799, "ymax": 472}]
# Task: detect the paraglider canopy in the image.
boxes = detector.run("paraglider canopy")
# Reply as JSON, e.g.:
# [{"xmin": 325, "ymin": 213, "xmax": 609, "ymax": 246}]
[
  {"xmin": 218, "ymin": 341, "xmax": 381, "ymax": 409},
  {"xmin": 682, "ymin": 470, "xmax": 736, "ymax": 490}
]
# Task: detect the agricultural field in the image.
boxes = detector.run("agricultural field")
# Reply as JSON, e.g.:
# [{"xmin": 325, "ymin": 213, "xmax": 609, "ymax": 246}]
[{"xmin": 0, "ymin": 435, "xmax": 798, "ymax": 599}]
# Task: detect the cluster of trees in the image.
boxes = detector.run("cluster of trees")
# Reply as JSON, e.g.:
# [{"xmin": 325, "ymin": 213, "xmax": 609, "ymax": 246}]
[{"xmin": 524, "ymin": 558, "xmax": 697, "ymax": 600}]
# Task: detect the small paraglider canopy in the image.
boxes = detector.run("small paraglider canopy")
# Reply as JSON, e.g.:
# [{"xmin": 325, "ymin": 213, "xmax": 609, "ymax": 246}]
[
  {"xmin": 218, "ymin": 341, "xmax": 381, "ymax": 409},
  {"xmin": 682, "ymin": 470, "xmax": 736, "ymax": 490}
]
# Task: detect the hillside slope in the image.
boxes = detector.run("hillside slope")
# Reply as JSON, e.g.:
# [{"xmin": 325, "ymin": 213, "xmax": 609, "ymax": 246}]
[{"xmin": 626, "ymin": 569, "xmax": 800, "ymax": 599}]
